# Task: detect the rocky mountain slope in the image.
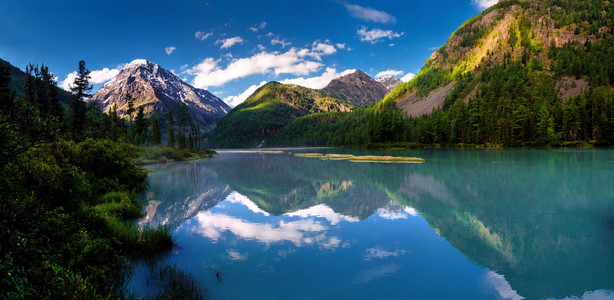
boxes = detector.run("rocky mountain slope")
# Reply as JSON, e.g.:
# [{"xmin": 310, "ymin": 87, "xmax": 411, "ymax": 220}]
[
  {"xmin": 90, "ymin": 59, "xmax": 230, "ymax": 130},
  {"xmin": 387, "ymin": 0, "xmax": 613, "ymax": 117},
  {"xmin": 269, "ymin": 0, "xmax": 614, "ymax": 147},
  {"xmin": 206, "ymin": 81, "xmax": 353, "ymax": 148},
  {"xmin": 321, "ymin": 70, "xmax": 389, "ymax": 106},
  {"xmin": 376, "ymin": 76, "xmax": 403, "ymax": 92}
]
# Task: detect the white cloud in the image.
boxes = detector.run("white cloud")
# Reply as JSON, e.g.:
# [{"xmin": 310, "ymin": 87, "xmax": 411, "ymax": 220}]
[
  {"xmin": 223, "ymin": 81, "xmax": 267, "ymax": 107},
  {"xmin": 344, "ymin": 3, "xmax": 396, "ymax": 24},
  {"xmin": 195, "ymin": 31, "xmax": 213, "ymax": 41},
  {"xmin": 485, "ymin": 271, "xmax": 524, "ymax": 300},
  {"xmin": 357, "ymin": 26, "xmax": 403, "ymax": 44},
  {"xmin": 225, "ymin": 192, "xmax": 269, "ymax": 216},
  {"xmin": 364, "ymin": 246, "xmax": 407, "ymax": 261},
  {"xmin": 560, "ymin": 290, "xmax": 614, "ymax": 300},
  {"xmin": 375, "ymin": 69, "xmax": 404, "ymax": 78},
  {"xmin": 249, "ymin": 21, "xmax": 267, "ymax": 32},
  {"xmin": 190, "ymin": 210, "xmax": 339, "ymax": 247},
  {"xmin": 256, "ymin": 44, "xmax": 266, "ymax": 51},
  {"xmin": 187, "ymin": 45, "xmax": 336, "ymax": 88},
  {"xmin": 271, "ymin": 38, "xmax": 292, "ymax": 48},
  {"xmin": 401, "ymin": 72, "xmax": 415, "ymax": 82},
  {"xmin": 311, "ymin": 41, "xmax": 337, "ymax": 56},
  {"xmin": 472, "ymin": 0, "xmax": 499, "ymax": 10},
  {"xmin": 165, "ymin": 46, "xmax": 176, "ymax": 55},
  {"xmin": 60, "ymin": 72, "xmax": 77, "ymax": 91},
  {"xmin": 60, "ymin": 67, "xmax": 121, "ymax": 91},
  {"xmin": 335, "ymin": 43, "xmax": 346, "ymax": 49},
  {"xmin": 280, "ymin": 67, "xmax": 355, "ymax": 89},
  {"xmin": 227, "ymin": 249, "xmax": 248, "ymax": 261},
  {"xmin": 286, "ymin": 204, "xmax": 359, "ymax": 225},
  {"xmin": 216, "ymin": 36, "xmax": 244, "ymax": 49}
]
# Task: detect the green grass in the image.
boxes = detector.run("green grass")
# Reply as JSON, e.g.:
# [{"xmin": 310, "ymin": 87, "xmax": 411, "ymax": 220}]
[
  {"xmin": 133, "ymin": 146, "xmax": 216, "ymax": 164},
  {"xmin": 294, "ymin": 153, "xmax": 426, "ymax": 163}
]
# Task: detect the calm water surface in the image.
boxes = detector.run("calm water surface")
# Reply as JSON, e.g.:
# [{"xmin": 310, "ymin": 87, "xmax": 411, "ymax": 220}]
[{"xmin": 133, "ymin": 148, "xmax": 614, "ymax": 299}]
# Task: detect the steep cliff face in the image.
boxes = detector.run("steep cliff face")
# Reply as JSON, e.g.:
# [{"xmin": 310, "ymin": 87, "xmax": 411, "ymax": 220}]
[{"xmin": 90, "ymin": 59, "xmax": 231, "ymax": 130}]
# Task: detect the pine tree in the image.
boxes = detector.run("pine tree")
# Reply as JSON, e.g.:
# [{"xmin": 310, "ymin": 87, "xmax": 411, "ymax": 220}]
[
  {"xmin": 150, "ymin": 114, "xmax": 161, "ymax": 145},
  {"xmin": 124, "ymin": 93, "xmax": 135, "ymax": 141},
  {"xmin": 0, "ymin": 64, "xmax": 13, "ymax": 113},
  {"xmin": 167, "ymin": 110, "xmax": 175, "ymax": 147},
  {"xmin": 40, "ymin": 65, "xmax": 63, "ymax": 123},
  {"xmin": 133, "ymin": 106, "xmax": 148, "ymax": 144},
  {"xmin": 67, "ymin": 60, "xmax": 92, "ymax": 141}
]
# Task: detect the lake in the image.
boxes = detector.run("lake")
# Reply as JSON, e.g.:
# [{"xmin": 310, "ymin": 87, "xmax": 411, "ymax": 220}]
[{"xmin": 133, "ymin": 148, "xmax": 614, "ymax": 299}]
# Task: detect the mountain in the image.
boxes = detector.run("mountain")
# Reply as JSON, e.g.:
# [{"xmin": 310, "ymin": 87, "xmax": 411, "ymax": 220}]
[
  {"xmin": 206, "ymin": 81, "xmax": 353, "ymax": 148},
  {"xmin": 376, "ymin": 76, "xmax": 403, "ymax": 92},
  {"xmin": 90, "ymin": 59, "xmax": 230, "ymax": 130},
  {"xmin": 321, "ymin": 70, "xmax": 389, "ymax": 106},
  {"xmin": 271, "ymin": 0, "xmax": 614, "ymax": 147},
  {"xmin": 388, "ymin": 0, "xmax": 612, "ymax": 118}
]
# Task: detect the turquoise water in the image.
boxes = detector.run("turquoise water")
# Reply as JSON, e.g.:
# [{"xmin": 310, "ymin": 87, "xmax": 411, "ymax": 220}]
[{"xmin": 135, "ymin": 148, "xmax": 614, "ymax": 299}]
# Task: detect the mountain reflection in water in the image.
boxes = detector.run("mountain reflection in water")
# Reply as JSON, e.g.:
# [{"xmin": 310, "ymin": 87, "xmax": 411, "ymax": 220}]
[{"xmin": 138, "ymin": 149, "xmax": 614, "ymax": 300}]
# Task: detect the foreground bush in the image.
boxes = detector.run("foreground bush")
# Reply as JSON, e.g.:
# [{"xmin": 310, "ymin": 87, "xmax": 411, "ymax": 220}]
[{"xmin": 0, "ymin": 139, "xmax": 173, "ymax": 297}]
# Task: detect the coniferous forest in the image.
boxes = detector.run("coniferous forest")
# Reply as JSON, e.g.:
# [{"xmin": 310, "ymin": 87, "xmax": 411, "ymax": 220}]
[{"xmin": 0, "ymin": 60, "xmax": 210, "ymax": 297}]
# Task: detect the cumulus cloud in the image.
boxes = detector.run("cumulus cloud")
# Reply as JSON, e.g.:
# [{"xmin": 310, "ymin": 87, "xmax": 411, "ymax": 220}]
[
  {"xmin": 311, "ymin": 41, "xmax": 337, "ymax": 56},
  {"xmin": 165, "ymin": 46, "xmax": 176, "ymax": 55},
  {"xmin": 335, "ymin": 43, "xmax": 346, "ymax": 49},
  {"xmin": 472, "ymin": 0, "xmax": 499, "ymax": 10},
  {"xmin": 286, "ymin": 204, "xmax": 359, "ymax": 225},
  {"xmin": 375, "ymin": 69, "xmax": 404, "ymax": 78},
  {"xmin": 271, "ymin": 38, "xmax": 292, "ymax": 48},
  {"xmin": 223, "ymin": 81, "xmax": 267, "ymax": 107},
  {"xmin": 189, "ymin": 210, "xmax": 344, "ymax": 248},
  {"xmin": 357, "ymin": 26, "xmax": 403, "ymax": 44},
  {"xmin": 249, "ymin": 21, "xmax": 267, "ymax": 32},
  {"xmin": 280, "ymin": 67, "xmax": 355, "ymax": 89},
  {"xmin": 485, "ymin": 271, "xmax": 523, "ymax": 300},
  {"xmin": 60, "ymin": 67, "xmax": 121, "ymax": 91},
  {"xmin": 401, "ymin": 72, "xmax": 415, "ymax": 82},
  {"xmin": 344, "ymin": 2, "xmax": 396, "ymax": 23},
  {"xmin": 364, "ymin": 247, "xmax": 407, "ymax": 261},
  {"xmin": 216, "ymin": 36, "xmax": 244, "ymax": 49},
  {"xmin": 187, "ymin": 45, "xmax": 338, "ymax": 88},
  {"xmin": 195, "ymin": 31, "xmax": 213, "ymax": 41}
]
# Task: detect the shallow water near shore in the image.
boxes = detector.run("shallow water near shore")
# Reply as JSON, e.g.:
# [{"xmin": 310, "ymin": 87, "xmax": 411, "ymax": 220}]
[{"xmin": 133, "ymin": 148, "xmax": 614, "ymax": 299}]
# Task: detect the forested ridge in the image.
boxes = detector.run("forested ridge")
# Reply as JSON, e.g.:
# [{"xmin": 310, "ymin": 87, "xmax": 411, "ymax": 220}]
[{"xmin": 249, "ymin": 0, "xmax": 614, "ymax": 148}]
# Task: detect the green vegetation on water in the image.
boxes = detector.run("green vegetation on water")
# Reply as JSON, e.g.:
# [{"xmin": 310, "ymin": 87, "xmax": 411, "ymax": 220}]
[{"xmin": 295, "ymin": 153, "xmax": 425, "ymax": 163}]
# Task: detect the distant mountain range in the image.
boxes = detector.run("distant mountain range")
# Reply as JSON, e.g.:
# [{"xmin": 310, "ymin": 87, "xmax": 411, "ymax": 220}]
[
  {"xmin": 90, "ymin": 59, "xmax": 230, "ymax": 130},
  {"xmin": 206, "ymin": 81, "xmax": 353, "ymax": 148},
  {"xmin": 320, "ymin": 70, "xmax": 393, "ymax": 106}
]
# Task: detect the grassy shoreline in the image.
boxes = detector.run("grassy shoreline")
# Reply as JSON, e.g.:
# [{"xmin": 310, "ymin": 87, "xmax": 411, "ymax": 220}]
[
  {"xmin": 133, "ymin": 146, "xmax": 217, "ymax": 165},
  {"xmin": 0, "ymin": 139, "xmax": 211, "ymax": 298}
]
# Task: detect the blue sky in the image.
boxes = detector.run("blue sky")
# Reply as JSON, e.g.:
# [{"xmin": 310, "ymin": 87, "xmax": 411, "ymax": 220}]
[{"xmin": 0, "ymin": 0, "xmax": 498, "ymax": 106}]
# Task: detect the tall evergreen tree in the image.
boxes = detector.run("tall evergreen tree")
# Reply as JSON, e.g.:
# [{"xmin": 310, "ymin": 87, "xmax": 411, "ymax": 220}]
[
  {"xmin": 167, "ymin": 110, "xmax": 176, "ymax": 147},
  {"xmin": 150, "ymin": 114, "xmax": 161, "ymax": 145},
  {"xmin": 133, "ymin": 106, "xmax": 148, "ymax": 144},
  {"xmin": 124, "ymin": 93, "xmax": 135, "ymax": 141},
  {"xmin": 67, "ymin": 60, "xmax": 92, "ymax": 141},
  {"xmin": 0, "ymin": 64, "xmax": 13, "ymax": 113}
]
